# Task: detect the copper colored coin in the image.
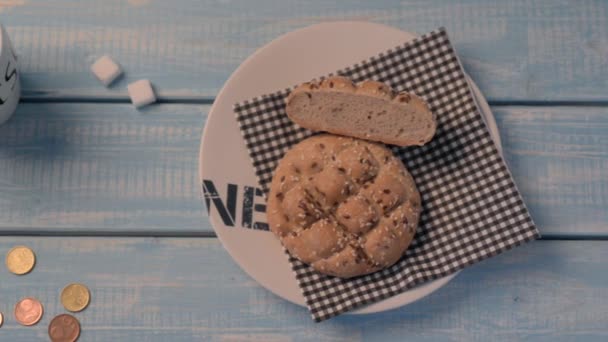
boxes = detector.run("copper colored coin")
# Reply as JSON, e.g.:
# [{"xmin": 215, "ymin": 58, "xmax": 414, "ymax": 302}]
[
  {"xmin": 14, "ymin": 297, "xmax": 44, "ymax": 326},
  {"xmin": 48, "ymin": 314, "xmax": 81, "ymax": 342}
]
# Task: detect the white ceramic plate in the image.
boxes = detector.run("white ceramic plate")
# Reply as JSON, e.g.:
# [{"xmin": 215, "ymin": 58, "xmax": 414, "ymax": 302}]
[{"xmin": 200, "ymin": 21, "xmax": 501, "ymax": 314}]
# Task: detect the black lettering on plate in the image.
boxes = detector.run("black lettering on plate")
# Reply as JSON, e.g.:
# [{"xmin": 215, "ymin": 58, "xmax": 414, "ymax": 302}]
[
  {"xmin": 241, "ymin": 186, "xmax": 254, "ymax": 228},
  {"xmin": 4, "ymin": 61, "xmax": 17, "ymax": 91},
  {"xmin": 252, "ymin": 187, "xmax": 268, "ymax": 230},
  {"xmin": 202, "ymin": 180, "xmax": 237, "ymax": 227},
  {"xmin": 202, "ymin": 179, "xmax": 269, "ymax": 230}
]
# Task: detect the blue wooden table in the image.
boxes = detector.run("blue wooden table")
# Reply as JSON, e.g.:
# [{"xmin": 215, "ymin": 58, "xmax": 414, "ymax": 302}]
[{"xmin": 1, "ymin": 1, "xmax": 607, "ymax": 341}]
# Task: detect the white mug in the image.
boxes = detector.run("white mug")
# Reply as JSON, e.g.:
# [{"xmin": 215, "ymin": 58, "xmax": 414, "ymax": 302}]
[{"xmin": 0, "ymin": 24, "xmax": 20, "ymax": 125}]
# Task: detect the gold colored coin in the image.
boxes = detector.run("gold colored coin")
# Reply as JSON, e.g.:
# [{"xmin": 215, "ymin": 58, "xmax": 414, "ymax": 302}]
[
  {"xmin": 0, "ymin": 312, "xmax": 3, "ymax": 328},
  {"xmin": 6, "ymin": 246, "xmax": 36, "ymax": 275},
  {"xmin": 61, "ymin": 283, "xmax": 90, "ymax": 312}
]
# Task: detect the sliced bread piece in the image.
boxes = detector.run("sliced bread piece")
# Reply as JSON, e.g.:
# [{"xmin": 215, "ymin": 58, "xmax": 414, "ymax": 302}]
[{"xmin": 285, "ymin": 76, "xmax": 436, "ymax": 146}]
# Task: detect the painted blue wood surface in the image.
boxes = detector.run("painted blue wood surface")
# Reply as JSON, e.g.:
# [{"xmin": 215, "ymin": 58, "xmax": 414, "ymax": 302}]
[
  {"xmin": 0, "ymin": 238, "xmax": 605, "ymax": 341},
  {"xmin": 0, "ymin": 103, "xmax": 206, "ymax": 234},
  {"xmin": 0, "ymin": 0, "xmax": 607, "ymax": 101},
  {"xmin": 0, "ymin": 103, "xmax": 606, "ymax": 237},
  {"xmin": 494, "ymin": 106, "xmax": 608, "ymax": 237},
  {"xmin": 0, "ymin": 0, "xmax": 605, "ymax": 340}
]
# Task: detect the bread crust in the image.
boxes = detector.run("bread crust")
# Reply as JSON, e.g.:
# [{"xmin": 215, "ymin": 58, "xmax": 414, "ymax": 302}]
[{"xmin": 267, "ymin": 134, "xmax": 421, "ymax": 278}]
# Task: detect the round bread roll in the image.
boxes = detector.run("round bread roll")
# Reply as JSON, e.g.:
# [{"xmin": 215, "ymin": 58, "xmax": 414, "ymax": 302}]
[{"xmin": 267, "ymin": 134, "xmax": 421, "ymax": 278}]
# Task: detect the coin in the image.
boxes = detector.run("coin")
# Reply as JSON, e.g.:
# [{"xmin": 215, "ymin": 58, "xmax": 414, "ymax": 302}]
[
  {"xmin": 0, "ymin": 312, "xmax": 3, "ymax": 328},
  {"xmin": 6, "ymin": 246, "xmax": 36, "ymax": 275},
  {"xmin": 48, "ymin": 314, "xmax": 80, "ymax": 342},
  {"xmin": 14, "ymin": 297, "xmax": 44, "ymax": 326},
  {"xmin": 61, "ymin": 283, "xmax": 90, "ymax": 312}
]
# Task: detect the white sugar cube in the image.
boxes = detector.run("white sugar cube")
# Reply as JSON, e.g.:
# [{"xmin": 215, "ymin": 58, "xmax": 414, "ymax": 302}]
[
  {"xmin": 127, "ymin": 79, "xmax": 156, "ymax": 108},
  {"xmin": 91, "ymin": 55, "xmax": 122, "ymax": 86}
]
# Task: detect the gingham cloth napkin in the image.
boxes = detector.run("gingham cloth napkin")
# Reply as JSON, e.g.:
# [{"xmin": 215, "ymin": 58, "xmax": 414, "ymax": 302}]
[{"xmin": 234, "ymin": 27, "xmax": 539, "ymax": 322}]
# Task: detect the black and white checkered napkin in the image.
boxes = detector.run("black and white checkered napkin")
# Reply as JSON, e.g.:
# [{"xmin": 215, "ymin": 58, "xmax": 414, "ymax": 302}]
[{"xmin": 234, "ymin": 28, "xmax": 539, "ymax": 322}]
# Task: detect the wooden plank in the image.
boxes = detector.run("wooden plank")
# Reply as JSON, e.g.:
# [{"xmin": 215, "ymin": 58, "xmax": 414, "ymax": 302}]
[
  {"xmin": 0, "ymin": 238, "xmax": 605, "ymax": 341},
  {"xmin": 0, "ymin": 103, "xmax": 208, "ymax": 233},
  {"xmin": 494, "ymin": 106, "xmax": 608, "ymax": 237},
  {"xmin": 0, "ymin": 103, "xmax": 607, "ymax": 236},
  {"xmin": 2, "ymin": 0, "xmax": 608, "ymax": 101}
]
